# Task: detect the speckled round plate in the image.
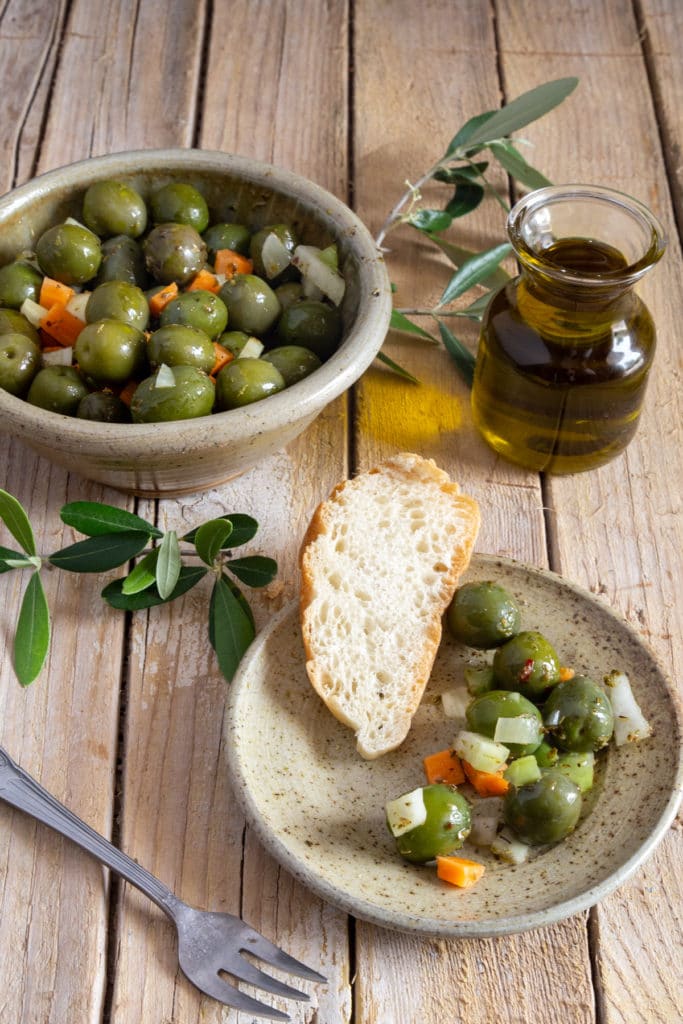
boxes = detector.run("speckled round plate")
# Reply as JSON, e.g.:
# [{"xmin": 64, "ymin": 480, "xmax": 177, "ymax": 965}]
[{"xmin": 224, "ymin": 554, "xmax": 683, "ymax": 937}]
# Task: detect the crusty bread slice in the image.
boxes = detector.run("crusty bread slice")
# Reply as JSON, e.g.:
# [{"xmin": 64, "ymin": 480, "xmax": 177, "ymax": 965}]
[{"xmin": 300, "ymin": 452, "xmax": 480, "ymax": 759}]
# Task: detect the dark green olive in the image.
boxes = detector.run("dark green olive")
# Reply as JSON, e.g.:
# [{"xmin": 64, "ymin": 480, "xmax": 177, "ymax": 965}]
[
  {"xmin": 97, "ymin": 235, "xmax": 148, "ymax": 287},
  {"xmin": 543, "ymin": 675, "xmax": 614, "ymax": 752},
  {"xmin": 150, "ymin": 183, "xmax": 209, "ymax": 233},
  {"xmin": 86, "ymin": 281, "xmax": 149, "ymax": 331},
  {"xmin": 26, "ymin": 366, "xmax": 89, "ymax": 415},
  {"xmin": 492, "ymin": 630, "xmax": 561, "ymax": 698},
  {"xmin": 82, "ymin": 180, "xmax": 147, "ymax": 238},
  {"xmin": 143, "ymin": 223, "xmax": 207, "ymax": 285},
  {"xmin": 276, "ymin": 299, "xmax": 342, "ymax": 359},
  {"xmin": 274, "ymin": 281, "xmax": 304, "ymax": 311},
  {"xmin": 36, "ymin": 223, "xmax": 102, "ymax": 285},
  {"xmin": 215, "ymin": 357, "xmax": 285, "ymax": 409},
  {"xmin": 249, "ymin": 223, "xmax": 298, "ymax": 281},
  {"xmin": 447, "ymin": 581, "xmax": 522, "ymax": 649},
  {"xmin": 391, "ymin": 784, "xmax": 471, "ymax": 864},
  {"xmin": 465, "ymin": 690, "xmax": 544, "ymax": 757},
  {"xmin": 76, "ymin": 391, "xmax": 131, "ymax": 422},
  {"xmin": 218, "ymin": 330, "xmax": 255, "ymax": 356},
  {"xmin": 0, "ymin": 309, "xmax": 39, "ymax": 344},
  {"xmin": 0, "ymin": 260, "xmax": 43, "ymax": 309},
  {"xmin": 202, "ymin": 222, "xmax": 251, "ymax": 259},
  {"xmin": 130, "ymin": 365, "xmax": 215, "ymax": 423},
  {"xmin": 0, "ymin": 333, "xmax": 41, "ymax": 396},
  {"xmin": 218, "ymin": 274, "xmax": 280, "ymax": 335},
  {"xmin": 160, "ymin": 289, "xmax": 228, "ymax": 340},
  {"xmin": 74, "ymin": 319, "xmax": 147, "ymax": 385},
  {"xmin": 503, "ymin": 770, "xmax": 582, "ymax": 845},
  {"xmin": 147, "ymin": 324, "xmax": 215, "ymax": 374},
  {"xmin": 261, "ymin": 345, "xmax": 321, "ymax": 386}
]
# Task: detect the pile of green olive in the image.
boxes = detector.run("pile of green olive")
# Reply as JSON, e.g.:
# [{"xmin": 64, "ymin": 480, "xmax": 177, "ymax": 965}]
[{"xmin": 0, "ymin": 179, "xmax": 345, "ymax": 422}]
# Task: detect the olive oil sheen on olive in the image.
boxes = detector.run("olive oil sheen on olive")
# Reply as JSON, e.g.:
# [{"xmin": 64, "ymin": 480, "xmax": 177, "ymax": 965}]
[{"xmin": 472, "ymin": 237, "xmax": 657, "ymax": 474}]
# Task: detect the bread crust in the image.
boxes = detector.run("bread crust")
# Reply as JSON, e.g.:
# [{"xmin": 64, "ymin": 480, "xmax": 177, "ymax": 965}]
[{"xmin": 299, "ymin": 453, "xmax": 480, "ymax": 758}]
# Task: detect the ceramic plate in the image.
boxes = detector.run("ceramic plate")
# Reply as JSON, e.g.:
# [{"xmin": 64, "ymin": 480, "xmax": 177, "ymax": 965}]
[{"xmin": 224, "ymin": 554, "xmax": 683, "ymax": 937}]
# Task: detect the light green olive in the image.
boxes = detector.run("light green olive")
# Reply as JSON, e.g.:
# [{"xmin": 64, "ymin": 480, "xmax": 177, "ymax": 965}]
[
  {"xmin": 82, "ymin": 180, "xmax": 148, "ymax": 238},
  {"xmin": 215, "ymin": 357, "xmax": 285, "ymax": 409},
  {"xmin": 130, "ymin": 365, "xmax": 215, "ymax": 423},
  {"xmin": 36, "ymin": 223, "xmax": 102, "ymax": 285},
  {"xmin": 86, "ymin": 281, "xmax": 149, "ymax": 331},
  {"xmin": 74, "ymin": 319, "xmax": 147, "ymax": 385}
]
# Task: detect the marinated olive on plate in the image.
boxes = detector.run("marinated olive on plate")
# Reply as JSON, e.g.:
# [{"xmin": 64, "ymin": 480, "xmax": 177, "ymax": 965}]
[
  {"xmin": 465, "ymin": 690, "xmax": 544, "ymax": 757},
  {"xmin": 202, "ymin": 222, "xmax": 251, "ymax": 258},
  {"xmin": 447, "ymin": 580, "xmax": 521, "ymax": 648},
  {"xmin": 503, "ymin": 770, "xmax": 582, "ymax": 846},
  {"xmin": 147, "ymin": 324, "xmax": 216, "ymax": 374},
  {"xmin": 82, "ymin": 180, "xmax": 147, "ymax": 239},
  {"xmin": 27, "ymin": 365, "xmax": 89, "ymax": 415},
  {"xmin": 0, "ymin": 333, "xmax": 41, "ymax": 396},
  {"xmin": 493, "ymin": 630, "xmax": 561, "ymax": 697},
  {"xmin": 130, "ymin": 365, "xmax": 215, "ymax": 423},
  {"xmin": 36, "ymin": 222, "xmax": 102, "ymax": 285},
  {"xmin": 543, "ymin": 675, "xmax": 614, "ymax": 752},
  {"xmin": 276, "ymin": 298, "xmax": 342, "ymax": 359},
  {"xmin": 215, "ymin": 357, "xmax": 286, "ymax": 409},
  {"xmin": 387, "ymin": 783, "xmax": 471, "ymax": 864}
]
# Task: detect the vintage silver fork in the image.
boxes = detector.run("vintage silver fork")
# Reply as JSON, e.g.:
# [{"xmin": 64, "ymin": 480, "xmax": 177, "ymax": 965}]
[{"xmin": 0, "ymin": 745, "xmax": 326, "ymax": 1021}]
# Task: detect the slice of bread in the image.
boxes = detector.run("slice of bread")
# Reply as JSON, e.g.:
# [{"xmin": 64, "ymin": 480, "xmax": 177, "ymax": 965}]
[{"xmin": 300, "ymin": 452, "xmax": 480, "ymax": 759}]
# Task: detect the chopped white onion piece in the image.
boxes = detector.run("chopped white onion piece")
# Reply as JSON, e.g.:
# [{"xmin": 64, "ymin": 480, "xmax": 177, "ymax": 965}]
[
  {"xmin": 42, "ymin": 346, "xmax": 73, "ymax": 367},
  {"xmin": 440, "ymin": 686, "xmax": 469, "ymax": 720},
  {"xmin": 66, "ymin": 291, "xmax": 90, "ymax": 321},
  {"xmin": 493, "ymin": 714, "xmax": 542, "ymax": 746},
  {"xmin": 469, "ymin": 797, "xmax": 504, "ymax": 847},
  {"xmin": 261, "ymin": 232, "xmax": 292, "ymax": 279},
  {"xmin": 20, "ymin": 297, "xmax": 48, "ymax": 328},
  {"xmin": 491, "ymin": 829, "xmax": 530, "ymax": 865},
  {"xmin": 292, "ymin": 244, "xmax": 346, "ymax": 306},
  {"xmin": 453, "ymin": 730, "xmax": 509, "ymax": 774},
  {"xmin": 385, "ymin": 787, "xmax": 427, "ymax": 837},
  {"xmin": 154, "ymin": 363, "xmax": 176, "ymax": 389},
  {"xmin": 65, "ymin": 216, "xmax": 87, "ymax": 229},
  {"xmin": 603, "ymin": 670, "xmax": 652, "ymax": 746},
  {"xmin": 236, "ymin": 337, "xmax": 264, "ymax": 360},
  {"xmin": 300, "ymin": 275, "xmax": 323, "ymax": 301}
]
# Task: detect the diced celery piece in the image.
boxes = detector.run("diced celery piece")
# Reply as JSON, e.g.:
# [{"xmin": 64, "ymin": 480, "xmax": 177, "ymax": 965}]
[
  {"xmin": 533, "ymin": 740, "xmax": 559, "ymax": 768},
  {"xmin": 555, "ymin": 751, "xmax": 595, "ymax": 793},
  {"xmin": 504, "ymin": 755, "xmax": 542, "ymax": 788},
  {"xmin": 453, "ymin": 730, "xmax": 509, "ymax": 773},
  {"xmin": 491, "ymin": 828, "xmax": 530, "ymax": 865},
  {"xmin": 386, "ymin": 787, "xmax": 426, "ymax": 837},
  {"xmin": 493, "ymin": 713, "xmax": 543, "ymax": 747},
  {"xmin": 464, "ymin": 665, "xmax": 494, "ymax": 696}
]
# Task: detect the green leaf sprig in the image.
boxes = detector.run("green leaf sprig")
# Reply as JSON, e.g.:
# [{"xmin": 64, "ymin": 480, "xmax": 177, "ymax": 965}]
[
  {"xmin": 0, "ymin": 492, "xmax": 277, "ymax": 687},
  {"xmin": 376, "ymin": 77, "xmax": 579, "ymax": 381}
]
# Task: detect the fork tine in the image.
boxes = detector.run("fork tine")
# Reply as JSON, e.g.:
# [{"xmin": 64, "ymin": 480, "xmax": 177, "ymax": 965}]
[
  {"xmin": 240, "ymin": 928, "xmax": 328, "ymax": 983},
  {"xmin": 189, "ymin": 970, "xmax": 291, "ymax": 1021},
  {"xmin": 223, "ymin": 955, "xmax": 310, "ymax": 1001}
]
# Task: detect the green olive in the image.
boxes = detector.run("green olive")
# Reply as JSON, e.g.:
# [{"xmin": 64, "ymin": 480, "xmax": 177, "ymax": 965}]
[
  {"xmin": 249, "ymin": 223, "xmax": 298, "ymax": 281},
  {"xmin": 543, "ymin": 675, "xmax": 614, "ymax": 752},
  {"xmin": 218, "ymin": 274, "xmax": 281, "ymax": 335},
  {"xmin": 276, "ymin": 299, "xmax": 342, "ymax": 359},
  {"xmin": 447, "ymin": 581, "xmax": 522, "ymax": 649},
  {"xmin": 150, "ymin": 183, "xmax": 209, "ymax": 233},
  {"xmin": 215, "ymin": 357, "xmax": 285, "ymax": 409},
  {"xmin": 0, "ymin": 309, "xmax": 39, "ymax": 344},
  {"xmin": 0, "ymin": 333, "xmax": 41, "ymax": 396},
  {"xmin": 147, "ymin": 324, "xmax": 215, "ymax": 374},
  {"xmin": 465, "ymin": 689, "xmax": 544, "ymax": 757},
  {"xmin": 143, "ymin": 223, "xmax": 207, "ymax": 285},
  {"xmin": 218, "ymin": 330, "xmax": 255, "ymax": 356},
  {"xmin": 76, "ymin": 391, "xmax": 131, "ymax": 422},
  {"xmin": 391, "ymin": 784, "xmax": 471, "ymax": 864},
  {"xmin": 86, "ymin": 281, "xmax": 149, "ymax": 331},
  {"xmin": 97, "ymin": 235, "xmax": 148, "ymax": 288},
  {"xmin": 36, "ymin": 222, "xmax": 102, "ymax": 285},
  {"xmin": 0, "ymin": 260, "xmax": 43, "ymax": 309},
  {"xmin": 274, "ymin": 281, "xmax": 304, "ymax": 311},
  {"xmin": 26, "ymin": 366, "xmax": 89, "ymax": 415},
  {"xmin": 503, "ymin": 771, "xmax": 582, "ymax": 846},
  {"xmin": 74, "ymin": 319, "xmax": 147, "ymax": 385},
  {"xmin": 202, "ymin": 222, "xmax": 251, "ymax": 259},
  {"xmin": 159, "ymin": 289, "xmax": 228, "ymax": 340},
  {"xmin": 130, "ymin": 365, "xmax": 215, "ymax": 423},
  {"xmin": 492, "ymin": 630, "xmax": 561, "ymax": 698},
  {"xmin": 261, "ymin": 345, "xmax": 321, "ymax": 386},
  {"xmin": 82, "ymin": 180, "xmax": 148, "ymax": 238}
]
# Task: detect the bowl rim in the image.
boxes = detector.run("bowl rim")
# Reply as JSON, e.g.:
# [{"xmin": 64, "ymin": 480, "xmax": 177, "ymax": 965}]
[{"xmin": 0, "ymin": 148, "xmax": 392, "ymax": 451}]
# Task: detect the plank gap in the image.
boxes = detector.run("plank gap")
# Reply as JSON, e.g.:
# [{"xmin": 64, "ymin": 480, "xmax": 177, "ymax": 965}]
[
  {"xmin": 192, "ymin": 0, "xmax": 213, "ymax": 149},
  {"xmin": 24, "ymin": 0, "xmax": 72, "ymax": 183}
]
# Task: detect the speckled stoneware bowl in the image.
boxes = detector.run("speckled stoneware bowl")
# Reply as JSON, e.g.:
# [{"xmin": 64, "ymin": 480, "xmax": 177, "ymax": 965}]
[
  {"xmin": 0, "ymin": 149, "xmax": 391, "ymax": 496},
  {"xmin": 225, "ymin": 554, "xmax": 683, "ymax": 937}
]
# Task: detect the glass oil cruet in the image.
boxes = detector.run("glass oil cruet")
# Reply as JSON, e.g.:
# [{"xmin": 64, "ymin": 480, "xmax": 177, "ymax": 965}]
[{"xmin": 471, "ymin": 185, "xmax": 667, "ymax": 473}]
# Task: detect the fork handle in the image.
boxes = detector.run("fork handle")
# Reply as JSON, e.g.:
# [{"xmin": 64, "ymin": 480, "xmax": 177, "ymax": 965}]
[{"xmin": 0, "ymin": 746, "xmax": 179, "ymax": 917}]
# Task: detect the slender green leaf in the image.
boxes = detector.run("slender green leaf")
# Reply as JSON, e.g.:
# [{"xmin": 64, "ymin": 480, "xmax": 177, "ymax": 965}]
[
  {"xmin": 376, "ymin": 350, "xmax": 420, "ymax": 384},
  {"xmin": 390, "ymin": 309, "xmax": 437, "ymax": 341},
  {"xmin": 438, "ymin": 321, "xmax": 476, "ymax": 388},
  {"xmin": 445, "ymin": 110, "xmax": 496, "ymax": 156},
  {"xmin": 489, "ymin": 140, "xmax": 553, "ymax": 190},
  {"xmin": 408, "ymin": 209, "xmax": 452, "ymax": 232},
  {"xmin": 208, "ymin": 574, "xmax": 255, "ymax": 637},
  {"xmin": 102, "ymin": 565, "xmax": 208, "ymax": 610},
  {"xmin": 183, "ymin": 513, "xmax": 258, "ymax": 549},
  {"xmin": 14, "ymin": 572, "xmax": 50, "ymax": 686},
  {"xmin": 438, "ymin": 242, "xmax": 512, "ymax": 307},
  {"xmin": 434, "ymin": 161, "xmax": 489, "ymax": 184},
  {"xmin": 60, "ymin": 501, "xmax": 162, "ymax": 538},
  {"xmin": 209, "ymin": 573, "xmax": 255, "ymax": 682},
  {"xmin": 122, "ymin": 548, "xmax": 159, "ymax": 595},
  {"xmin": 453, "ymin": 290, "xmax": 494, "ymax": 321},
  {"xmin": 225, "ymin": 556, "xmax": 278, "ymax": 588},
  {"xmin": 194, "ymin": 519, "xmax": 234, "ymax": 566},
  {"xmin": 3, "ymin": 555, "xmax": 41, "ymax": 569},
  {"xmin": 0, "ymin": 490, "xmax": 36, "ymax": 555},
  {"xmin": 445, "ymin": 182, "xmax": 485, "ymax": 219},
  {"xmin": 426, "ymin": 235, "xmax": 512, "ymax": 289},
  {"xmin": 49, "ymin": 531, "xmax": 150, "ymax": 573},
  {"xmin": 156, "ymin": 530, "xmax": 181, "ymax": 600},
  {"xmin": 462, "ymin": 78, "xmax": 579, "ymax": 148},
  {"xmin": 0, "ymin": 545, "xmax": 34, "ymax": 573}
]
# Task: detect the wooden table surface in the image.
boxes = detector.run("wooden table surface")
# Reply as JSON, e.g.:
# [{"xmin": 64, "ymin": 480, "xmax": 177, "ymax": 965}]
[{"xmin": 1, "ymin": 1, "xmax": 681, "ymax": 1022}]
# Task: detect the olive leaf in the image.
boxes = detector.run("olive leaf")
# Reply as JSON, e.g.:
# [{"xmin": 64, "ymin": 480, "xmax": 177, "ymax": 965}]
[
  {"xmin": 488, "ymin": 140, "xmax": 552, "ymax": 191},
  {"xmin": 437, "ymin": 242, "xmax": 512, "ymax": 307},
  {"xmin": 458, "ymin": 77, "xmax": 578, "ymax": 149},
  {"xmin": 49, "ymin": 531, "xmax": 150, "ymax": 572},
  {"xmin": 407, "ymin": 209, "xmax": 453, "ymax": 232},
  {"xmin": 183, "ymin": 513, "xmax": 258, "ymax": 550},
  {"xmin": 14, "ymin": 572, "xmax": 50, "ymax": 687},
  {"xmin": 0, "ymin": 489, "xmax": 37, "ymax": 555},
  {"xmin": 224, "ymin": 556, "xmax": 278, "ymax": 588},
  {"xmin": 194, "ymin": 518, "xmax": 234, "ymax": 566},
  {"xmin": 209, "ymin": 573, "xmax": 256, "ymax": 683},
  {"xmin": 122, "ymin": 548, "xmax": 159, "ymax": 595},
  {"xmin": 0, "ymin": 545, "xmax": 37, "ymax": 573},
  {"xmin": 156, "ymin": 530, "xmax": 181, "ymax": 600},
  {"xmin": 444, "ymin": 182, "xmax": 485, "ymax": 220},
  {"xmin": 103, "ymin": 565, "xmax": 209, "ymax": 610},
  {"xmin": 376, "ymin": 350, "xmax": 420, "ymax": 384},
  {"xmin": 425, "ymin": 236, "xmax": 511, "ymax": 289},
  {"xmin": 60, "ymin": 501, "xmax": 162, "ymax": 538},
  {"xmin": 445, "ymin": 110, "xmax": 496, "ymax": 156},
  {"xmin": 438, "ymin": 322, "xmax": 475, "ymax": 387},
  {"xmin": 390, "ymin": 310, "xmax": 437, "ymax": 341}
]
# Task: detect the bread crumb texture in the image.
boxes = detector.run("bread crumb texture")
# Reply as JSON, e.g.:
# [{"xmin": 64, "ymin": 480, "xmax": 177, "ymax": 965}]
[{"xmin": 300, "ymin": 453, "xmax": 480, "ymax": 758}]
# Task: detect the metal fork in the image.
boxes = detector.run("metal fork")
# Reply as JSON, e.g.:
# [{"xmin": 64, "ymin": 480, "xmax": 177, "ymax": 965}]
[{"xmin": 0, "ymin": 745, "xmax": 326, "ymax": 1021}]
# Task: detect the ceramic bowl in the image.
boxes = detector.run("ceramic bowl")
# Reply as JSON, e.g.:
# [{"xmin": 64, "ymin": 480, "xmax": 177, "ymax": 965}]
[{"xmin": 0, "ymin": 150, "xmax": 391, "ymax": 496}]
